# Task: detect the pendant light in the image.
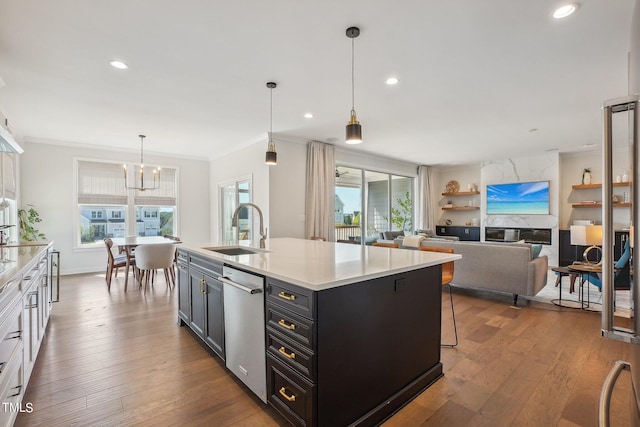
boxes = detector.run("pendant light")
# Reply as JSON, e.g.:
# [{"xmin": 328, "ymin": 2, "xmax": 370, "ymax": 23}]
[
  {"xmin": 265, "ymin": 82, "xmax": 278, "ymax": 165},
  {"xmin": 124, "ymin": 134, "xmax": 160, "ymax": 191},
  {"xmin": 345, "ymin": 26, "xmax": 362, "ymax": 144}
]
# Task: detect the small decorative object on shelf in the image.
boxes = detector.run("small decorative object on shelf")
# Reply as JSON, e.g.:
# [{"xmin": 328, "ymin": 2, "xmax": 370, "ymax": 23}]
[
  {"xmin": 582, "ymin": 168, "xmax": 592, "ymax": 185},
  {"xmin": 623, "ymin": 170, "xmax": 630, "ymax": 182},
  {"xmin": 445, "ymin": 180, "xmax": 460, "ymax": 193}
]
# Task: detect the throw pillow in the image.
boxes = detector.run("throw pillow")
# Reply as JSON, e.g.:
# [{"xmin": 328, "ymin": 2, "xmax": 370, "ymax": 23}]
[{"xmin": 531, "ymin": 244, "xmax": 542, "ymax": 259}]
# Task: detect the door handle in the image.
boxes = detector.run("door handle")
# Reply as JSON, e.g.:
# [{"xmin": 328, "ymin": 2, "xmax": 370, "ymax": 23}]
[{"xmin": 218, "ymin": 276, "xmax": 262, "ymax": 294}]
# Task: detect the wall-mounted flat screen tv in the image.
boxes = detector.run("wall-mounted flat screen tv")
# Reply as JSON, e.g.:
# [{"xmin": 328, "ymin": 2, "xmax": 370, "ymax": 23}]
[{"xmin": 486, "ymin": 181, "xmax": 550, "ymax": 215}]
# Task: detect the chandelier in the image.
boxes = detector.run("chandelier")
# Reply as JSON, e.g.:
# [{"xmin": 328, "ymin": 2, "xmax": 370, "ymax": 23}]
[{"xmin": 124, "ymin": 134, "xmax": 160, "ymax": 191}]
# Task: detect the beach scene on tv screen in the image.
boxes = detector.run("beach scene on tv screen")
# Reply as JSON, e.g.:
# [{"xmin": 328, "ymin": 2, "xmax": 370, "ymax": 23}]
[{"xmin": 486, "ymin": 181, "xmax": 549, "ymax": 215}]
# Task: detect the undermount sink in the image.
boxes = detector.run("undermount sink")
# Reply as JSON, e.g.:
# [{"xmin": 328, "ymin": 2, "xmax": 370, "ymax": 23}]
[{"xmin": 204, "ymin": 246, "xmax": 267, "ymax": 256}]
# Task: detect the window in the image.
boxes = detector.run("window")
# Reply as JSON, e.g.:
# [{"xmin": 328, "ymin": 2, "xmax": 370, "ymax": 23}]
[
  {"xmin": 75, "ymin": 159, "xmax": 178, "ymax": 247},
  {"xmin": 335, "ymin": 166, "xmax": 413, "ymax": 244}
]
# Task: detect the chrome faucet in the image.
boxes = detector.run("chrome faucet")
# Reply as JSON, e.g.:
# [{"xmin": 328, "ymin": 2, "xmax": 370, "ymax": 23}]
[{"xmin": 232, "ymin": 203, "xmax": 266, "ymax": 248}]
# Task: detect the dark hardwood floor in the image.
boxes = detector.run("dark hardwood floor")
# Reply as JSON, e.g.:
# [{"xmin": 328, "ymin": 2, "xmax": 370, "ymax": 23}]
[{"xmin": 15, "ymin": 273, "xmax": 634, "ymax": 426}]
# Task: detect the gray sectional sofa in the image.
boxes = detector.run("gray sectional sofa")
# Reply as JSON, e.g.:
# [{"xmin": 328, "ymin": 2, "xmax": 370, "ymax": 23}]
[{"xmin": 396, "ymin": 239, "xmax": 548, "ymax": 306}]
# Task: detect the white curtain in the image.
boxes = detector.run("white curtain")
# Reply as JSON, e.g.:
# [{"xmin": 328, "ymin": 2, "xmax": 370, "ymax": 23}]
[
  {"xmin": 305, "ymin": 141, "xmax": 335, "ymax": 241},
  {"xmin": 417, "ymin": 165, "xmax": 435, "ymax": 231}
]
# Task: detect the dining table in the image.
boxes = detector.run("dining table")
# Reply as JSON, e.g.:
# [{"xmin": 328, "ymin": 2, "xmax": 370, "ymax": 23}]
[{"xmin": 111, "ymin": 236, "xmax": 179, "ymax": 285}]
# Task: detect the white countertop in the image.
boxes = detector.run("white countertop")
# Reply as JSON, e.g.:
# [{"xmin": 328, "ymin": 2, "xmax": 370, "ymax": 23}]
[
  {"xmin": 0, "ymin": 242, "xmax": 52, "ymax": 288},
  {"xmin": 182, "ymin": 237, "xmax": 461, "ymax": 290}
]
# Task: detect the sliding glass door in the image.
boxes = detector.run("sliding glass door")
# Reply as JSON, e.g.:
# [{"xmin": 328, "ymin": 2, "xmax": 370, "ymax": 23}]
[{"xmin": 335, "ymin": 167, "xmax": 414, "ymax": 244}]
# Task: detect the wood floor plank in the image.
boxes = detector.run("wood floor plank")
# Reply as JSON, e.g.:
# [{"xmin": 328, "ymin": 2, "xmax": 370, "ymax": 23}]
[{"xmin": 14, "ymin": 273, "xmax": 636, "ymax": 426}]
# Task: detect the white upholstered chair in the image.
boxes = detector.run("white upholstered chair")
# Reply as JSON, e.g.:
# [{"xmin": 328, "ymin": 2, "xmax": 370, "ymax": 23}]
[{"xmin": 134, "ymin": 244, "xmax": 177, "ymax": 290}]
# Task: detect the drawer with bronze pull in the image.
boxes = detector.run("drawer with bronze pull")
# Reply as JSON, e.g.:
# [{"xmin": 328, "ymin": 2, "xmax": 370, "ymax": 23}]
[
  {"xmin": 267, "ymin": 304, "xmax": 314, "ymax": 348},
  {"xmin": 267, "ymin": 330, "xmax": 315, "ymax": 381},
  {"xmin": 266, "ymin": 278, "xmax": 314, "ymax": 319},
  {"xmin": 267, "ymin": 354, "xmax": 315, "ymax": 427}
]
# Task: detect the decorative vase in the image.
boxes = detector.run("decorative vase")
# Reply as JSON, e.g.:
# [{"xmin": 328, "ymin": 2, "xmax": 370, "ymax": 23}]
[
  {"xmin": 623, "ymin": 171, "xmax": 629, "ymax": 183},
  {"xmin": 582, "ymin": 169, "xmax": 592, "ymax": 185}
]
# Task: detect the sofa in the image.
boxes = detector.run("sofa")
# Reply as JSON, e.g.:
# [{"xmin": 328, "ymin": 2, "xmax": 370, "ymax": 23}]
[{"xmin": 396, "ymin": 239, "xmax": 548, "ymax": 306}]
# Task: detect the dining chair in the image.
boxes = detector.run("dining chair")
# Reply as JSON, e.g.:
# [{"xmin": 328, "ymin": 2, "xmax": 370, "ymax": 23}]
[
  {"xmin": 135, "ymin": 243, "xmax": 177, "ymax": 291},
  {"xmin": 419, "ymin": 245, "xmax": 458, "ymax": 347},
  {"xmin": 104, "ymin": 238, "xmax": 136, "ymax": 291},
  {"xmin": 372, "ymin": 242, "xmax": 399, "ymax": 248},
  {"xmin": 163, "ymin": 234, "xmax": 181, "ymax": 277}
]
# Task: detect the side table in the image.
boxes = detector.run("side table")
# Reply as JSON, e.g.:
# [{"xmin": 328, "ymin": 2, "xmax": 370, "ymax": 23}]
[{"xmin": 551, "ymin": 266, "xmax": 583, "ymax": 308}]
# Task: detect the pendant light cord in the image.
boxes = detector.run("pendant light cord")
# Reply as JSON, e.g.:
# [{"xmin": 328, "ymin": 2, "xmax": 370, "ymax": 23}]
[
  {"xmin": 351, "ymin": 37, "xmax": 355, "ymax": 113},
  {"xmin": 139, "ymin": 135, "xmax": 144, "ymax": 165},
  {"xmin": 270, "ymin": 86, "xmax": 273, "ymax": 136}
]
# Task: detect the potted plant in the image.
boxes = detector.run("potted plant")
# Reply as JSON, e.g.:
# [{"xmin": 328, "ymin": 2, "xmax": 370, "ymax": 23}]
[{"xmin": 18, "ymin": 204, "xmax": 46, "ymax": 241}]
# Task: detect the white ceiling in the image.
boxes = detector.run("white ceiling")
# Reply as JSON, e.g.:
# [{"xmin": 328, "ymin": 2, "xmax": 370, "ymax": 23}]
[{"xmin": 0, "ymin": 1, "xmax": 635, "ymax": 165}]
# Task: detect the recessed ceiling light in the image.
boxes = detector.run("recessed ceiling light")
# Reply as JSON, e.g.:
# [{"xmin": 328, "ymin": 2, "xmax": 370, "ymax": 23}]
[
  {"xmin": 326, "ymin": 137, "xmax": 339, "ymax": 142},
  {"xmin": 109, "ymin": 60, "xmax": 128, "ymax": 69},
  {"xmin": 386, "ymin": 77, "xmax": 399, "ymax": 85},
  {"xmin": 529, "ymin": 128, "xmax": 539, "ymax": 133},
  {"xmin": 582, "ymin": 143, "xmax": 597, "ymax": 148},
  {"xmin": 304, "ymin": 113, "xmax": 314, "ymax": 119},
  {"xmin": 553, "ymin": 3, "xmax": 578, "ymax": 19}
]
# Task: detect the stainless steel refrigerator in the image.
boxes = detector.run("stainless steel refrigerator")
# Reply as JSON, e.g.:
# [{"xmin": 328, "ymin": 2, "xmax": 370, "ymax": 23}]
[{"xmin": 600, "ymin": 94, "xmax": 640, "ymax": 426}]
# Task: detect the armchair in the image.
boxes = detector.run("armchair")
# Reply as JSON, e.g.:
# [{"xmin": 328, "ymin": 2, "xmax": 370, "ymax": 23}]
[{"xmin": 583, "ymin": 238, "xmax": 631, "ymax": 290}]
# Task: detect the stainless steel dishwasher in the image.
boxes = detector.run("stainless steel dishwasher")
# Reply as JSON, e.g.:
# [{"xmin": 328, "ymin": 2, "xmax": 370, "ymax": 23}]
[{"xmin": 218, "ymin": 265, "xmax": 267, "ymax": 403}]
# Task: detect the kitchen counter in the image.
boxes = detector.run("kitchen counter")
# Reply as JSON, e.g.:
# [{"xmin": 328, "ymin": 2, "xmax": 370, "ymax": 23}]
[
  {"xmin": 182, "ymin": 237, "xmax": 460, "ymax": 290},
  {"xmin": 0, "ymin": 242, "xmax": 51, "ymax": 289},
  {"xmin": 0, "ymin": 241, "xmax": 53, "ymax": 427}
]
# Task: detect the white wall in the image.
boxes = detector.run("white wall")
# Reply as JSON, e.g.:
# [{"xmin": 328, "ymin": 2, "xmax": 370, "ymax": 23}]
[
  {"xmin": 19, "ymin": 141, "xmax": 210, "ymax": 275},
  {"xmin": 335, "ymin": 148, "xmax": 418, "ymax": 177},
  {"xmin": 268, "ymin": 140, "xmax": 306, "ymax": 238}
]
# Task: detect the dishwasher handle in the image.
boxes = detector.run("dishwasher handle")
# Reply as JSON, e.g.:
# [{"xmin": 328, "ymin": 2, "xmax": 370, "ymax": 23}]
[{"xmin": 217, "ymin": 276, "xmax": 263, "ymax": 295}]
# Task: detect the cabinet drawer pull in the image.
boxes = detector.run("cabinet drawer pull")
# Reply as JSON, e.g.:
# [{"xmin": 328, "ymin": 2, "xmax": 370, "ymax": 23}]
[
  {"xmin": 278, "ymin": 319, "xmax": 296, "ymax": 330},
  {"xmin": 278, "ymin": 347, "xmax": 296, "ymax": 359},
  {"xmin": 8, "ymin": 385, "xmax": 22, "ymax": 398},
  {"xmin": 278, "ymin": 291, "xmax": 296, "ymax": 301},
  {"xmin": 178, "ymin": 265, "xmax": 186, "ymax": 270},
  {"xmin": 6, "ymin": 330, "xmax": 21, "ymax": 340},
  {"xmin": 279, "ymin": 387, "xmax": 296, "ymax": 402},
  {"xmin": 0, "ymin": 362, "xmax": 5, "ymax": 374}
]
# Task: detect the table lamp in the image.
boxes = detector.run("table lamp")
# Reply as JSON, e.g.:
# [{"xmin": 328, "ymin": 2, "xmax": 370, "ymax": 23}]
[{"xmin": 570, "ymin": 224, "xmax": 603, "ymax": 266}]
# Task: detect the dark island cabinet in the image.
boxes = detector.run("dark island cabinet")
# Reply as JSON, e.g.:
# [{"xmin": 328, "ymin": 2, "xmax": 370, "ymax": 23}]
[
  {"xmin": 266, "ymin": 266, "xmax": 443, "ymax": 427},
  {"xmin": 178, "ymin": 250, "xmax": 225, "ymax": 360}
]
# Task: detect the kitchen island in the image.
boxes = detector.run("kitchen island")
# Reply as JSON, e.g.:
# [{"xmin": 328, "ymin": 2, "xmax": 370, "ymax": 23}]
[{"xmin": 177, "ymin": 237, "xmax": 460, "ymax": 427}]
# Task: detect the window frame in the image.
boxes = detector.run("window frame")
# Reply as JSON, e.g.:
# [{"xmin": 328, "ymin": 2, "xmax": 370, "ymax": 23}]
[{"xmin": 73, "ymin": 157, "xmax": 179, "ymax": 251}]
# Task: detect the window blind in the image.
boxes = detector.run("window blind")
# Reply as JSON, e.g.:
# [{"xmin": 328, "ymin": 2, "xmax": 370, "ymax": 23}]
[
  {"xmin": 77, "ymin": 160, "xmax": 127, "ymax": 205},
  {"xmin": 134, "ymin": 167, "xmax": 177, "ymax": 206}
]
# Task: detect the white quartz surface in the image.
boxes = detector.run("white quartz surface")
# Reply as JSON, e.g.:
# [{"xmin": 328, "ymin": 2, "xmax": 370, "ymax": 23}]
[
  {"xmin": 0, "ymin": 243, "xmax": 51, "ymax": 287},
  {"xmin": 182, "ymin": 238, "xmax": 461, "ymax": 290}
]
